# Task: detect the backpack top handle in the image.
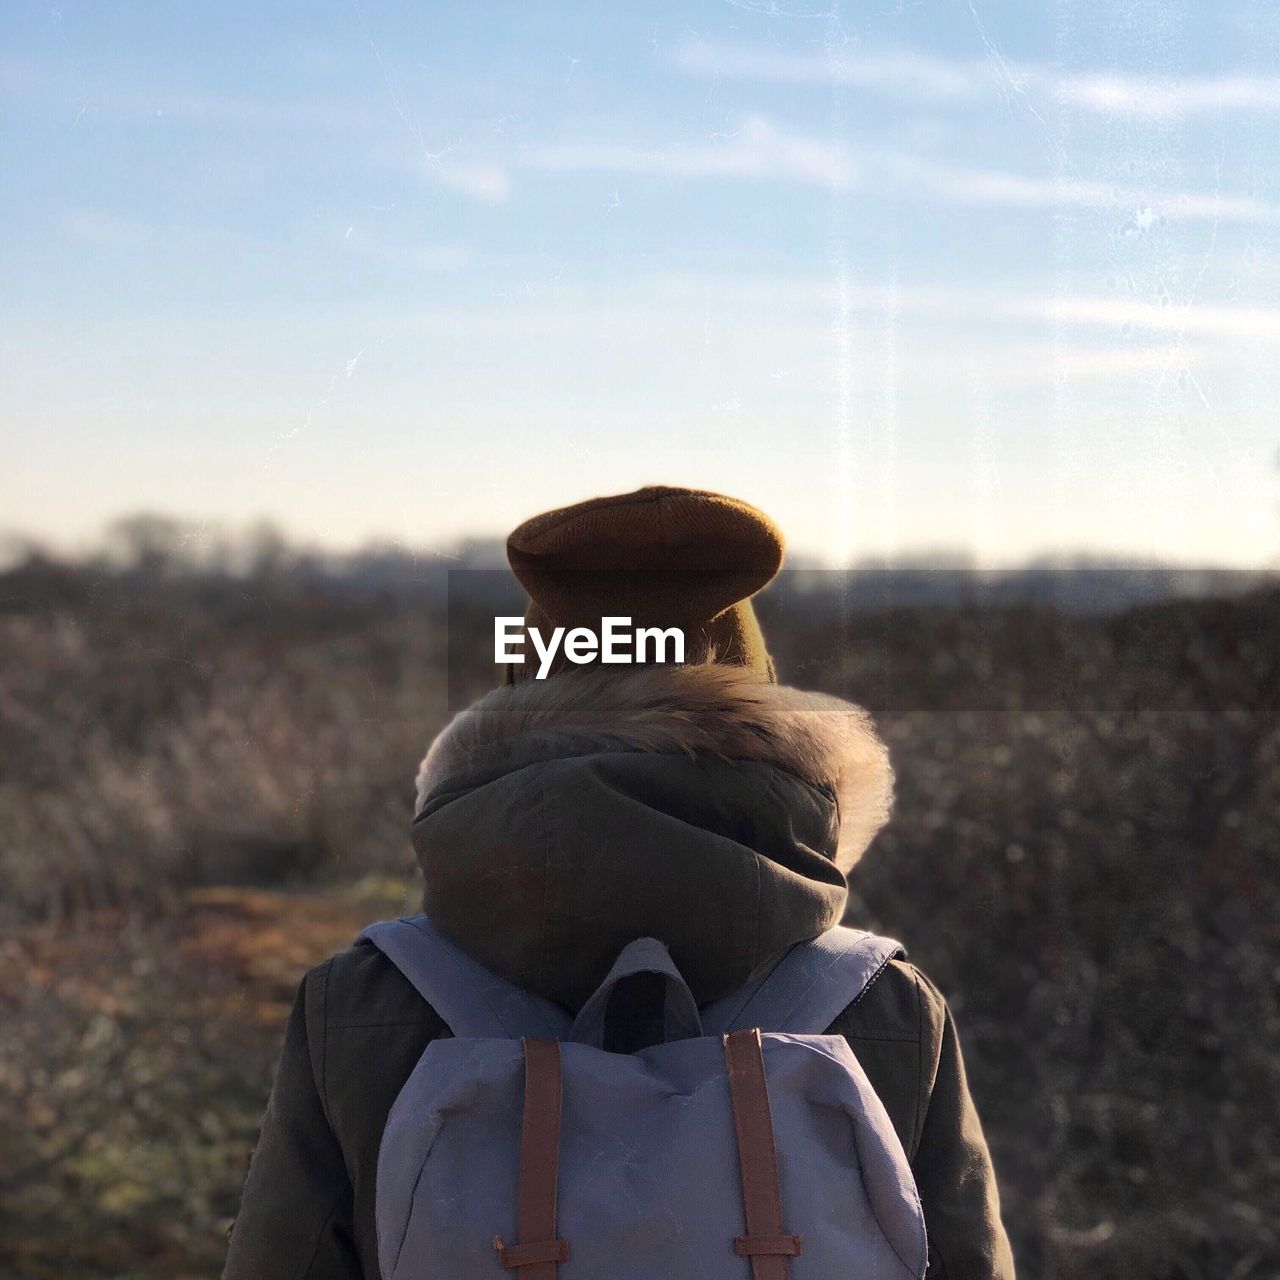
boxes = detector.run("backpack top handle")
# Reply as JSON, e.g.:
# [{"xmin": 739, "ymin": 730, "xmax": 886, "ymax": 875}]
[{"xmin": 568, "ymin": 936, "xmax": 703, "ymax": 1048}]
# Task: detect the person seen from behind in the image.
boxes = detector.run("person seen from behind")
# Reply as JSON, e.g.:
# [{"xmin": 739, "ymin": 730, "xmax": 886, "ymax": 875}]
[{"xmin": 224, "ymin": 485, "xmax": 1015, "ymax": 1280}]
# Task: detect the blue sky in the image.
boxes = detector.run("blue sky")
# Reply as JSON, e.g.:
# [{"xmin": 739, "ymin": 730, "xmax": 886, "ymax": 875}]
[{"xmin": 2, "ymin": 1, "xmax": 1278, "ymax": 566}]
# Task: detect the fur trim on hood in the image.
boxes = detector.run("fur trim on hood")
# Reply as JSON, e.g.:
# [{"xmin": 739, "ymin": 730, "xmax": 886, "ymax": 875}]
[{"xmin": 414, "ymin": 662, "xmax": 894, "ymax": 874}]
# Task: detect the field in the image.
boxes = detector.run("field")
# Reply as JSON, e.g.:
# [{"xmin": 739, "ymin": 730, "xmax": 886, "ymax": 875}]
[
  {"xmin": 1, "ymin": 880, "xmax": 413, "ymax": 1278},
  {"xmin": 1, "ymin": 548, "xmax": 1277, "ymax": 1279}
]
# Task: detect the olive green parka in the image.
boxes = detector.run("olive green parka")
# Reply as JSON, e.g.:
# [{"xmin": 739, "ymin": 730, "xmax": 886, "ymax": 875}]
[{"xmin": 224, "ymin": 662, "xmax": 1014, "ymax": 1280}]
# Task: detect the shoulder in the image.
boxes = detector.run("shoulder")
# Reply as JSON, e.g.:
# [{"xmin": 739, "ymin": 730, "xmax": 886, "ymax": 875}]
[
  {"xmin": 300, "ymin": 939, "xmax": 446, "ymax": 1036},
  {"xmin": 292, "ymin": 941, "xmax": 449, "ymax": 1170},
  {"xmin": 829, "ymin": 956, "xmax": 947, "ymax": 1043},
  {"xmin": 826, "ymin": 956, "xmax": 951, "ymax": 1160}
]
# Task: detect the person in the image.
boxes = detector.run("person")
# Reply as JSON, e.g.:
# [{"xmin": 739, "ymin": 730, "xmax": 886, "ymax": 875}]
[{"xmin": 223, "ymin": 485, "xmax": 1015, "ymax": 1280}]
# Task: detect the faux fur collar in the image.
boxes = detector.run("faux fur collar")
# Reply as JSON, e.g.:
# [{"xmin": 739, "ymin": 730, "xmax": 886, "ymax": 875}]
[{"xmin": 414, "ymin": 663, "xmax": 895, "ymax": 874}]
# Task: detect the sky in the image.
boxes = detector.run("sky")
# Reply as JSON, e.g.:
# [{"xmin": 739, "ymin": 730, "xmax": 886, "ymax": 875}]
[{"xmin": 2, "ymin": 1, "xmax": 1278, "ymax": 567}]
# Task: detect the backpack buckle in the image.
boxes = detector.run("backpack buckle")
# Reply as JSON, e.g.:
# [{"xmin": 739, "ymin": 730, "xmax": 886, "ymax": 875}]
[
  {"xmin": 734, "ymin": 1234, "xmax": 804, "ymax": 1257},
  {"xmin": 492, "ymin": 1235, "xmax": 571, "ymax": 1268}
]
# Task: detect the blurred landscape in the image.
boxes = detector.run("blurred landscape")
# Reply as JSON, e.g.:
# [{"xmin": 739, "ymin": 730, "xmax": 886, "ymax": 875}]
[{"xmin": 1, "ymin": 516, "xmax": 1277, "ymax": 1280}]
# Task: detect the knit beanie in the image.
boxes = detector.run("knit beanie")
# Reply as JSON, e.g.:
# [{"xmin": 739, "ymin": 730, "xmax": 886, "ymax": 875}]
[{"xmin": 503, "ymin": 485, "xmax": 784, "ymax": 684}]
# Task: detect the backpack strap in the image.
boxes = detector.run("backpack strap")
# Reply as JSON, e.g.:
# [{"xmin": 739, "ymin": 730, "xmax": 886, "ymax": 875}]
[
  {"xmin": 356, "ymin": 914, "xmax": 573, "ymax": 1040},
  {"xmin": 700, "ymin": 926, "xmax": 906, "ymax": 1036},
  {"xmin": 724, "ymin": 1028, "xmax": 803, "ymax": 1279},
  {"xmin": 493, "ymin": 1037, "xmax": 570, "ymax": 1277}
]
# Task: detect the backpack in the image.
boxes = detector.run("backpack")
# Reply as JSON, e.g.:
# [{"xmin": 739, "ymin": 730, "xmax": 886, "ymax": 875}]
[{"xmin": 356, "ymin": 912, "xmax": 927, "ymax": 1280}]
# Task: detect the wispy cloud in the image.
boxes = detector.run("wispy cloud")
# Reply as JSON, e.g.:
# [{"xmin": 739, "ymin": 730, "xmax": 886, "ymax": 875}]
[
  {"xmin": 58, "ymin": 208, "xmax": 149, "ymax": 248},
  {"xmin": 360, "ymin": 270, "xmax": 1280, "ymax": 363},
  {"xmin": 514, "ymin": 116, "xmax": 1278, "ymax": 224},
  {"xmin": 675, "ymin": 41, "xmax": 998, "ymax": 101},
  {"xmin": 979, "ymin": 342, "xmax": 1213, "ymax": 387},
  {"xmin": 1055, "ymin": 73, "xmax": 1280, "ymax": 119},
  {"xmin": 642, "ymin": 271, "xmax": 1280, "ymax": 345},
  {"xmin": 339, "ymin": 224, "xmax": 472, "ymax": 272},
  {"xmin": 55, "ymin": 207, "xmax": 473, "ymax": 274},
  {"xmin": 674, "ymin": 40, "xmax": 1280, "ymax": 121},
  {"xmin": 881, "ymin": 153, "xmax": 1280, "ymax": 224},
  {"xmin": 521, "ymin": 117, "xmax": 853, "ymax": 187},
  {"xmin": 433, "ymin": 162, "xmax": 511, "ymax": 204},
  {"xmin": 55, "ymin": 208, "xmax": 278, "ymax": 257},
  {"xmin": 1019, "ymin": 294, "xmax": 1280, "ymax": 343},
  {"xmin": 1, "ymin": 58, "xmax": 385, "ymax": 131}
]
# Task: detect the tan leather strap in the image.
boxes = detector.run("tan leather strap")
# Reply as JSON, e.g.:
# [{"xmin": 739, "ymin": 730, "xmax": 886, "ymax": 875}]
[
  {"xmin": 493, "ymin": 1037, "xmax": 568, "ymax": 1276},
  {"xmin": 733, "ymin": 1234, "xmax": 804, "ymax": 1257},
  {"xmin": 724, "ymin": 1029, "xmax": 802, "ymax": 1280}
]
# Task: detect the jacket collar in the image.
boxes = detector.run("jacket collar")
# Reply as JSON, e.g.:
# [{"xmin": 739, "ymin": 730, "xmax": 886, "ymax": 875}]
[{"xmin": 415, "ymin": 661, "xmax": 894, "ymax": 874}]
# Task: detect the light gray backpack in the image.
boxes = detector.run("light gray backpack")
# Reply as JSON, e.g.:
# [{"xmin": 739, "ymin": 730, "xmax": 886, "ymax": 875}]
[{"xmin": 357, "ymin": 913, "xmax": 927, "ymax": 1280}]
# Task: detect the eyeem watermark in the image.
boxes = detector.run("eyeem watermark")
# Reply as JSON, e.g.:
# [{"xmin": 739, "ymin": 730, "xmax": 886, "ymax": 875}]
[{"xmin": 495, "ymin": 615, "xmax": 686, "ymax": 679}]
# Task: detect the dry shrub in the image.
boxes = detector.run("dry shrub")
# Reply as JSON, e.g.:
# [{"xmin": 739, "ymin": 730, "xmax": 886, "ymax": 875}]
[{"xmin": 1, "ymin": 560, "xmax": 1276, "ymax": 1279}]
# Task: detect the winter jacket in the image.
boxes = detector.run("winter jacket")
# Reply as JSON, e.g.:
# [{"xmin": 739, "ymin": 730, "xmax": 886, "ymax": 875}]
[{"xmin": 224, "ymin": 662, "xmax": 1015, "ymax": 1280}]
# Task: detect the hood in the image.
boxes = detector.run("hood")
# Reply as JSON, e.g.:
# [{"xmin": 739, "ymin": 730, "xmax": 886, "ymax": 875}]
[{"xmin": 411, "ymin": 662, "xmax": 895, "ymax": 1010}]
